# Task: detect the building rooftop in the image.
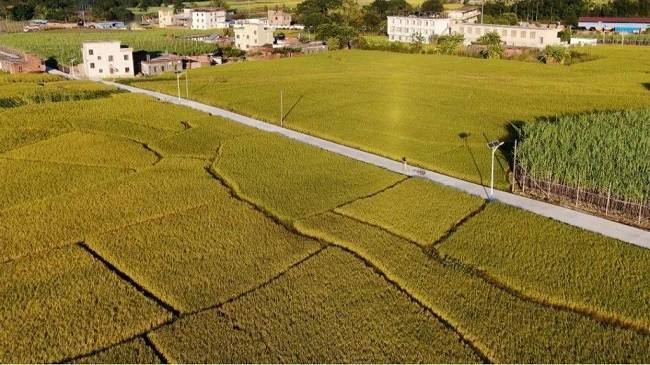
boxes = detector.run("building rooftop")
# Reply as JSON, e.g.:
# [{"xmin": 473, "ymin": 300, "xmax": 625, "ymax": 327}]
[
  {"xmin": 193, "ymin": 8, "xmax": 226, "ymax": 12},
  {"xmin": 465, "ymin": 22, "xmax": 563, "ymax": 30},
  {"xmin": 578, "ymin": 16, "xmax": 650, "ymax": 24},
  {"xmin": 449, "ymin": 6, "xmax": 479, "ymax": 12}
]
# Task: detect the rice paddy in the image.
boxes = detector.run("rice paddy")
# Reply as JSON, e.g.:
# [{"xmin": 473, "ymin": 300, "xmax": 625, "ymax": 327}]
[
  {"xmin": 128, "ymin": 45, "xmax": 650, "ymax": 190},
  {"xmin": 1, "ymin": 70, "xmax": 648, "ymax": 363}
]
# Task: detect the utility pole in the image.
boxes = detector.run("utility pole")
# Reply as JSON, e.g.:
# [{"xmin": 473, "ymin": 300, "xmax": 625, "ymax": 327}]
[
  {"xmin": 70, "ymin": 58, "xmax": 76, "ymax": 79},
  {"xmin": 487, "ymin": 140, "xmax": 504, "ymax": 200},
  {"xmin": 185, "ymin": 68, "xmax": 189, "ymax": 98}
]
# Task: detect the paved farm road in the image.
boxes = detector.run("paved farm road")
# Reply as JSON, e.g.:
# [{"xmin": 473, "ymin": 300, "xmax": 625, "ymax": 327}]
[{"xmin": 51, "ymin": 69, "xmax": 650, "ymax": 249}]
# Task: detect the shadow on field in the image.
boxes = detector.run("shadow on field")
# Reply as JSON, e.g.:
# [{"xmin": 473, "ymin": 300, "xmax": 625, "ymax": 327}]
[
  {"xmin": 282, "ymin": 95, "xmax": 304, "ymax": 122},
  {"xmin": 643, "ymin": 83, "xmax": 650, "ymax": 91},
  {"xmin": 458, "ymin": 132, "xmax": 486, "ymax": 187}
]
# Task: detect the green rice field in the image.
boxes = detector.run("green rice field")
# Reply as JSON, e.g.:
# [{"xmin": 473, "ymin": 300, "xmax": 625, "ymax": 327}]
[
  {"xmin": 1, "ymin": 74, "xmax": 649, "ymax": 363},
  {"xmin": 128, "ymin": 45, "xmax": 650, "ymax": 190},
  {"xmin": 0, "ymin": 29, "xmax": 217, "ymax": 65}
]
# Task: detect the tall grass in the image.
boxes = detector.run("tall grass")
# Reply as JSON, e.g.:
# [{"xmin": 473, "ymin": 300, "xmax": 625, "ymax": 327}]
[{"xmin": 517, "ymin": 109, "xmax": 650, "ymax": 201}]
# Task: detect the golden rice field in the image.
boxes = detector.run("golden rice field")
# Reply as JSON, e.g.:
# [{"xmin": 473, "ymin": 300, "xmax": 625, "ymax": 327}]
[
  {"xmin": 128, "ymin": 45, "xmax": 650, "ymax": 190},
  {"xmin": 0, "ymin": 75, "xmax": 649, "ymax": 363}
]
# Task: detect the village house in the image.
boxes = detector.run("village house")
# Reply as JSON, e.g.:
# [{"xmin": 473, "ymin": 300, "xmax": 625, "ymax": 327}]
[
  {"xmin": 0, "ymin": 48, "xmax": 43, "ymax": 74},
  {"xmin": 158, "ymin": 7, "xmax": 175, "ymax": 28},
  {"xmin": 267, "ymin": 10, "xmax": 292, "ymax": 27},
  {"xmin": 81, "ymin": 41, "xmax": 134, "ymax": 79},
  {"xmin": 234, "ymin": 23, "xmax": 274, "ymax": 50},
  {"xmin": 140, "ymin": 54, "xmax": 183, "ymax": 76},
  {"xmin": 191, "ymin": 8, "xmax": 227, "ymax": 30}
]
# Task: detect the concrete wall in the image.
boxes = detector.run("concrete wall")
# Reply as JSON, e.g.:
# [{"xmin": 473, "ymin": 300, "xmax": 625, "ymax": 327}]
[
  {"xmin": 82, "ymin": 41, "xmax": 134, "ymax": 79},
  {"xmin": 268, "ymin": 10, "xmax": 292, "ymax": 27},
  {"xmin": 387, "ymin": 16, "xmax": 452, "ymax": 42},
  {"xmin": 453, "ymin": 23, "xmax": 565, "ymax": 48},
  {"xmin": 191, "ymin": 9, "xmax": 227, "ymax": 30},
  {"xmin": 235, "ymin": 23, "xmax": 275, "ymax": 50}
]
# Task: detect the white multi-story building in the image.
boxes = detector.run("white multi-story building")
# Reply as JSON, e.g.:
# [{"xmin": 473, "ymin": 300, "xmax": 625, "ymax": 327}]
[
  {"xmin": 387, "ymin": 16, "xmax": 452, "ymax": 42},
  {"xmin": 81, "ymin": 41, "xmax": 134, "ymax": 79},
  {"xmin": 234, "ymin": 23, "xmax": 274, "ymax": 50},
  {"xmin": 191, "ymin": 8, "xmax": 227, "ymax": 30},
  {"xmin": 452, "ymin": 23, "xmax": 565, "ymax": 48}
]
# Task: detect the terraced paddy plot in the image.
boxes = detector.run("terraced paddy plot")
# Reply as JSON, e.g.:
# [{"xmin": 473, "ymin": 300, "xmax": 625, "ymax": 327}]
[
  {"xmin": 2, "ymin": 131, "xmax": 159, "ymax": 168},
  {"xmin": 129, "ymin": 46, "xmax": 650, "ymax": 189},
  {"xmin": 87, "ymin": 188, "xmax": 321, "ymax": 313},
  {"xmin": 213, "ymin": 133, "xmax": 403, "ymax": 220},
  {"xmin": 0, "ymin": 128, "xmax": 56, "ymax": 152},
  {"xmin": 0, "ymin": 158, "xmax": 225, "ymax": 261},
  {"xmin": 438, "ymin": 203, "xmax": 650, "ymax": 332},
  {"xmin": 336, "ymin": 177, "xmax": 485, "ymax": 245},
  {"xmin": 74, "ymin": 338, "xmax": 161, "ymax": 364},
  {"xmin": 0, "ymin": 93, "xmax": 199, "ymax": 142},
  {"xmin": 151, "ymin": 248, "xmax": 481, "ymax": 363},
  {"xmin": 0, "ymin": 245, "xmax": 170, "ymax": 363},
  {"xmin": 296, "ymin": 213, "xmax": 650, "ymax": 363},
  {"xmin": 150, "ymin": 119, "xmax": 253, "ymax": 159},
  {"xmin": 0, "ymin": 159, "xmax": 132, "ymax": 210}
]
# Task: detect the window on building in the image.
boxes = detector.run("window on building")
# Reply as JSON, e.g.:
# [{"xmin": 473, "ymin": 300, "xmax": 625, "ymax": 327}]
[
  {"xmin": 520, "ymin": 30, "xmax": 526, "ymax": 38},
  {"xmin": 124, "ymin": 55, "xmax": 129, "ymax": 61},
  {"xmin": 99, "ymin": 68, "xmax": 103, "ymax": 73},
  {"xmin": 97, "ymin": 56, "xmax": 102, "ymax": 60},
  {"xmin": 501, "ymin": 29, "xmax": 507, "ymax": 36},
  {"xmin": 459, "ymin": 26, "xmax": 464, "ymax": 33},
  {"xmin": 88, "ymin": 49, "xmax": 94, "ymax": 55},
  {"xmin": 511, "ymin": 29, "xmax": 516, "ymax": 37},
  {"xmin": 110, "ymin": 68, "xmax": 114, "ymax": 74},
  {"xmin": 108, "ymin": 55, "xmax": 114, "ymax": 62},
  {"xmin": 530, "ymin": 32, "xmax": 536, "ymax": 39},
  {"xmin": 539, "ymin": 36, "xmax": 544, "ymax": 44},
  {"xmin": 90, "ymin": 63, "xmax": 95, "ymax": 69}
]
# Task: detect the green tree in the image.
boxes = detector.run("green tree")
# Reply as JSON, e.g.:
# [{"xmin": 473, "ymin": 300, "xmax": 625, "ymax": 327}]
[
  {"xmin": 420, "ymin": 0, "xmax": 443, "ymax": 13},
  {"xmin": 436, "ymin": 34, "xmax": 463, "ymax": 54},
  {"xmin": 477, "ymin": 31, "xmax": 503, "ymax": 59}
]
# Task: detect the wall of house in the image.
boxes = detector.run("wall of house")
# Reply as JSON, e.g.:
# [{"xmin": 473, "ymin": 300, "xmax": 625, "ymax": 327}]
[
  {"xmin": 82, "ymin": 42, "xmax": 134, "ymax": 79},
  {"xmin": 453, "ymin": 23, "xmax": 565, "ymax": 48},
  {"xmin": 268, "ymin": 10, "xmax": 292, "ymax": 27},
  {"xmin": 142, "ymin": 60, "xmax": 182, "ymax": 75},
  {"xmin": 387, "ymin": 16, "xmax": 452, "ymax": 42},
  {"xmin": 191, "ymin": 10, "xmax": 227, "ymax": 30},
  {"xmin": 235, "ymin": 24, "xmax": 275, "ymax": 50}
]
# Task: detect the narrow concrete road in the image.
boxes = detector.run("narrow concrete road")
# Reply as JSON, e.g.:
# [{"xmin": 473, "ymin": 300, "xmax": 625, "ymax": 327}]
[{"xmin": 90, "ymin": 77, "xmax": 647, "ymax": 248}]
